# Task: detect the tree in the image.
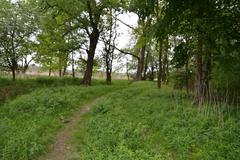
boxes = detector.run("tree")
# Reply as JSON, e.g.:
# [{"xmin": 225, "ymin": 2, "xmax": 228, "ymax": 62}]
[
  {"xmin": 101, "ymin": 9, "xmax": 118, "ymax": 85},
  {"xmin": 36, "ymin": 1, "xmax": 85, "ymax": 77},
  {"xmin": 41, "ymin": 0, "xmax": 124, "ymax": 85},
  {"xmin": 128, "ymin": 0, "xmax": 156, "ymax": 80},
  {"xmin": 158, "ymin": 0, "xmax": 240, "ymax": 104},
  {"xmin": 0, "ymin": 0, "xmax": 38, "ymax": 80}
]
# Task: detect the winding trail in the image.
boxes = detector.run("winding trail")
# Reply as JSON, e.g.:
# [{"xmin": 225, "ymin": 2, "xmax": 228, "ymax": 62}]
[{"xmin": 39, "ymin": 98, "xmax": 100, "ymax": 160}]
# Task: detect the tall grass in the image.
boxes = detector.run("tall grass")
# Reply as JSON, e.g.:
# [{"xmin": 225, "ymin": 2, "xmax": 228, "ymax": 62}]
[
  {"xmin": 72, "ymin": 82, "xmax": 240, "ymax": 160},
  {"xmin": 0, "ymin": 81, "xmax": 129, "ymax": 160},
  {"xmin": 0, "ymin": 77, "xmax": 128, "ymax": 105}
]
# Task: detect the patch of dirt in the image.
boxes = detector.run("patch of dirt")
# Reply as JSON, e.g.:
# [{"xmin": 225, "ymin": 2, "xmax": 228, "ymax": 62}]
[{"xmin": 39, "ymin": 98, "xmax": 100, "ymax": 160}]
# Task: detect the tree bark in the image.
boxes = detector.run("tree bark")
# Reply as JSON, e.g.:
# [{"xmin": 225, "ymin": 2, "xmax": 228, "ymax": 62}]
[
  {"xmin": 49, "ymin": 60, "xmax": 52, "ymax": 77},
  {"xmin": 49, "ymin": 67, "xmax": 52, "ymax": 77},
  {"xmin": 106, "ymin": 68, "xmax": 112, "ymax": 85},
  {"xmin": 194, "ymin": 29, "xmax": 203, "ymax": 104},
  {"xmin": 162, "ymin": 37, "xmax": 169, "ymax": 84},
  {"xmin": 157, "ymin": 40, "xmax": 163, "ymax": 89},
  {"xmin": 162, "ymin": 52, "xmax": 167, "ymax": 83},
  {"xmin": 143, "ymin": 51, "xmax": 149, "ymax": 80},
  {"xmin": 72, "ymin": 52, "xmax": 75, "ymax": 78},
  {"xmin": 185, "ymin": 59, "xmax": 189, "ymax": 94},
  {"xmin": 105, "ymin": 53, "xmax": 112, "ymax": 85},
  {"xmin": 202, "ymin": 46, "xmax": 212, "ymax": 101},
  {"xmin": 149, "ymin": 65, "xmax": 155, "ymax": 81},
  {"xmin": 126, "ymin": 62, "xmax": 130, "ymax": 80},
  {"xmin": 63, "ymin": 65, "xmax": 67, "ymax": 76},
  {"xmin": 59, "ymin": 69, "xmax": 62, "ymax": 77},
  {"xmin": 136, "ymin": 45, "xmax": 146, "ymax": 80},
  {"xmin": 12, "ymin": 68, "xmax": 16, "ymax": 81},
  {"xmin": 81, "ymin": 29, "xmax": 100, "ymax": 85}
]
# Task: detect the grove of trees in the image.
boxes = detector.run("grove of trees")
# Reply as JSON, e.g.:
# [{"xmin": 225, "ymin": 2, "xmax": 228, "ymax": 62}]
[{"xmin": 0, "ymin": 0, "xmax": 239, "ymax": 104}]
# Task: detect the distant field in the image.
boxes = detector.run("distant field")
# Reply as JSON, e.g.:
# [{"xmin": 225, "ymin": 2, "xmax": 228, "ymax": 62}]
[{"xmin": 0, "ymin": 70, "xmax": 130, "ymax": 80}]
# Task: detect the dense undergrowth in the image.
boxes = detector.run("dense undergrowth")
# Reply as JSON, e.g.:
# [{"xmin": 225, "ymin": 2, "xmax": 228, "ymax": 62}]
[
  {"xmin": 72, "ymin": 82, "xmax": 240, "ymax": 160},
  {"xmin": 0, "ymin": 80, "xmax": 129, "ymax": 160}
]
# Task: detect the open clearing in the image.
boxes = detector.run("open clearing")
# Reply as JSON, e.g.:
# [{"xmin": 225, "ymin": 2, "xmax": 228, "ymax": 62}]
[{"xmin": 0, "ymin": 79, "xmax": 239, "ymax": 160}]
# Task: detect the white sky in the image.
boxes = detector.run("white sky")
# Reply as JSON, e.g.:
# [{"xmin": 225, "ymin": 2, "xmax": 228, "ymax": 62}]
[
  {"xmin": 103, "ymin": 12, "xmax": 138, "ymax": 73},
  {"xmin": 116, "ymin": 12, "xmax": 138, "ymax": 48}
]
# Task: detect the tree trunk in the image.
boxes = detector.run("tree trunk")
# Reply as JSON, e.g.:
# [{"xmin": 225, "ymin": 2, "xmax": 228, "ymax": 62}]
[
  {"xmin": 59, "ymin": 69, "xmax": 62, "ymax": 77},
  {"xmin": 126, "ymin": 62, "xmax": 130, "ymax": 80},
  {"xmin": 202, "ymin": 47, "xmax": 212, "ymax": 102},
  {"xmin": 49, "ymin": 67, "xmax": 52, "ymax": 77},
  {"xmin": 81, "ymin": 29, "xmax": 100, "ymax": 85},
  {"xmin": 105, "ymin": 54, "xmax": 112, "ymax": 85},
  {"xmin": 149, "ymin": 65, "xmax": 154, "ymax": 81},
  {"xmin": 185, "ymin": 59, "xmax": 189, "ymax": 94},
  {"xmin": 12, "ymin": 68, "xmax": 16, "ymax": 81},
  {"xmin": 10, "ymin": 31, "xmax": 17, "ymax": 81},
  {"xmin": 106, "ymin": 69, "xmax": 112, "ymax": 85},
  {"xmin": 157, "ymin": 40, "xmax": 163, "ymax": 89},
  {"xmin": 162, "ymin": 52, "xmax": 167, "ymax": 83},
  {"xmin": 162, "ymin": 37, "xmax": 169, "ymax": 84},
  {"xmin": 23, "ymin": 65, "xmax": 28, "ymax": 74},
  {"xmin": 166, "ymin": 54, "xmax": 169, "ymax": 85},
  {"xmin": 59, "ymin": 57, "xmax": 62, "ymax": 77},
  {"xmin": 63, "ymin": 65, "xmax": 67, "ymax": 76},
  {"xmin": 49, "ymin": 60, "xmax": 52, "ymax": 77},
  {"xmin": 143, "ymin": 51, "xmax": 149, "ymax": 80},
  {"xmin": 194, "ymin": 30, "xmax": 203, "ymax": 104},
  {"xmin": 63, "ymin": 54, "xmax": 69, "ymax": 76},
  {"xmin": 136, "ymin": 45, "xmax": 146, "ymax": 80},
  {"xmin": 72, "ymin": 52, "xmax": 75, "ymax": 78}
]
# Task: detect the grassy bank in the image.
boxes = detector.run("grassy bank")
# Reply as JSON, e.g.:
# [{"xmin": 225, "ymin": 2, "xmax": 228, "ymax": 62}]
[
  {"xmin": 0, "ymin": 80, "xmax": 129, "ymax": 160},
  {"xmin": 0, "ymin": 77, "xmax": 118, "ymax": 105},
  {"xmin": 0, "ymin": 77, "xmax": 80, "ymax": 105},
  {"xmin": 72, "ymin": 82, "xmax": 240, "ymax": 160}
]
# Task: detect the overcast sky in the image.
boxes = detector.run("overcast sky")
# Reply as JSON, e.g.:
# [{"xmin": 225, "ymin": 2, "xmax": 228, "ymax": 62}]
[{"xmin": 104, "ymin": 12, "xmax": 138, "ymax": 73}]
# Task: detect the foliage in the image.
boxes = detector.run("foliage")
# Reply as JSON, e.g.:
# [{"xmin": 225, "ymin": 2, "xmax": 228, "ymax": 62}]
[
  {"xmin": 0, "ymin": 80, "xmax": 129, "ymax": 160},
  {"xmin": 0, "ymin": 77, "xmax": 80, "ymax": 105},
  {"xmin": 0, "ymin": 0, "xmax": 39, "ymax": 78},
  {"xmin": 72, "ymin": 82, "xmax": 240, "ymax": 160}
]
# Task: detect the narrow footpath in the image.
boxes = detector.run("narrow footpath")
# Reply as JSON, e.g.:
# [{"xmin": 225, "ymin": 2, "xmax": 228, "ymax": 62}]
[{"xmin": 39, "ymin": 98, "xmax": 100, "ymax": 160}]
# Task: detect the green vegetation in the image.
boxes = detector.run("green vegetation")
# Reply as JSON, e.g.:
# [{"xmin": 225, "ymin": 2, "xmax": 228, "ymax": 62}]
[
  {"xmin": 0, "ymin": 0, "xmax": 239, "ymax": 159},
  {"xmin": 0, "ymin": 77, "xmax": 120, "ymax": 105},
  {"xmin": 72, "ymin": 82, "xmax": 240, "ymax": 160},
  {"xmin": 0, "ymin": 80, "xmax": 129, "ymax": 160},
  {"xmin": 0, "ymin": 77, "xmax": 80, "ymax": 104},
  {"xmin": 1, "ymin": 0, "xmax": 239, "ymax": 103}
]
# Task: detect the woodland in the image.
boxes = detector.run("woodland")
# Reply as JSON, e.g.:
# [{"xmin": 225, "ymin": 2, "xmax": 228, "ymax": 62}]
[{"xmin": 0, "ymin": 0, "xmax": 239, "ymax": 160}]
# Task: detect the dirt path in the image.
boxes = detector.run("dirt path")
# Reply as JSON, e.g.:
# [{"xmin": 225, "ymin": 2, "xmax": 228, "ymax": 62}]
[{"xmin": 39, "ymin": 98, "xmax": 100, "ymax": 160}]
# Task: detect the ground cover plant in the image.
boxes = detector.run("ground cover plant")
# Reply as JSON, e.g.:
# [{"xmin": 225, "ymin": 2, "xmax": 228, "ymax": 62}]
[
  {"xmin": 72, "ymin": 82, "xmax": 240, "ymax": 160},
  {"xmin": 0, "ymin": 80, "xmax": 129, "ymax": 160},
  {"xmin": 0, "ymin": 0, "xmax": 239, "ymax": 159},
  {"xmin": 0, "ymin": 77, "xmax": 83, "ymax": 105}
]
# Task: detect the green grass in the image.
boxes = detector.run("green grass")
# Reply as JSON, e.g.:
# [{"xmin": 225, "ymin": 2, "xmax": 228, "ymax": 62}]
[
  {"xmin": 0, "ymin": 77, "xmax": 80, "ymax": 105},
  {"xmin": 0, "ymin": 80, "xmax": 129, "ymax": 160},
  {"xmin": 72, "ymin": 82, "xmax": 240, "ymax": 160},
  {"xmin": 0, "ymin": 77, "xmax": 127, "ymax": 105}
]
